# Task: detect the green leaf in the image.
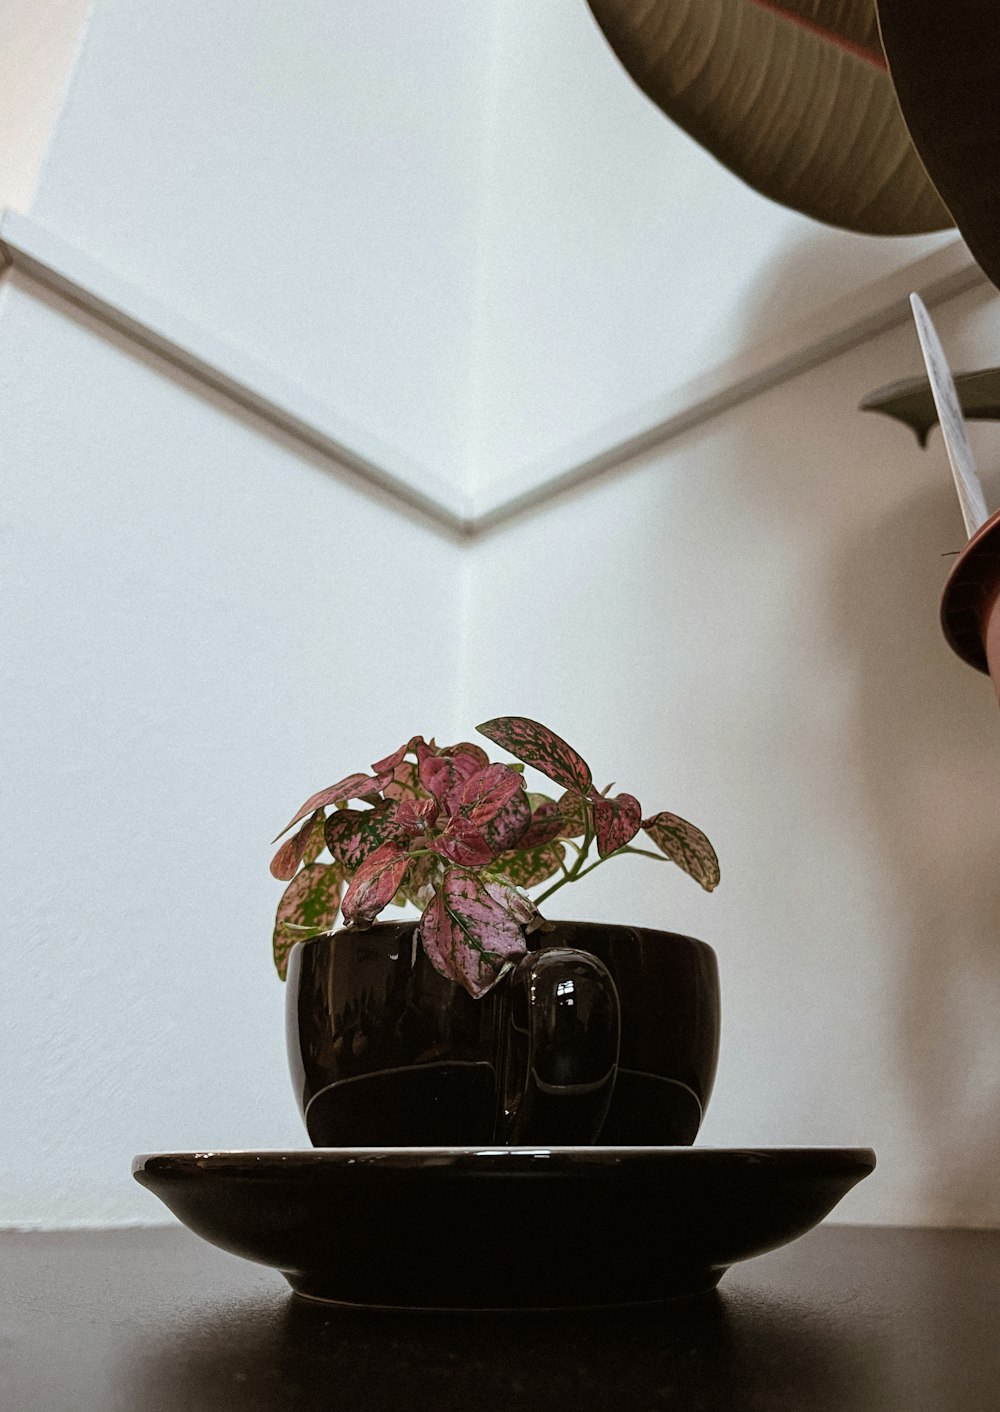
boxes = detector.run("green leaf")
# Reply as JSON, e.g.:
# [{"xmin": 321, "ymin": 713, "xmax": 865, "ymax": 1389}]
[
  {"xmin": 877, "ymin": 1, "xmax": 1000, "ymax": 288},
  {"xmin": 585, "ymin": 0, "xmax": 950, "ymax": 233},
  {"xmin": 860, "ymin": 368, "xmax": 1000, "ymax": 447},
  {"xmin": 642, "ymin": 812, "xmax": 720, "ymax": 892}
]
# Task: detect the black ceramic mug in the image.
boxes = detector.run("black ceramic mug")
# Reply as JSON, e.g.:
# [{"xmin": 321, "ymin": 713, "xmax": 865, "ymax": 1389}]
[{"xmin": 286, "ymin": 920, "xmax": 720, "ymax": 1147}]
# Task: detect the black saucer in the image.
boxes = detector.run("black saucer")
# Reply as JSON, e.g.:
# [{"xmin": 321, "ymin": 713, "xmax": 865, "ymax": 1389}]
[{"xmin": 133, "ymin": 1146, "xmax": 875, "ymax": 1310}]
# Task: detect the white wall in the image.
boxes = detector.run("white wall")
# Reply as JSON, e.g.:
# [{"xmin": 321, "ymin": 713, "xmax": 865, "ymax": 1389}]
[
  {"xmin": 3, "ymin": 0, "xmax": 1000, "ymax": 1229},
  {"xmin": 0, "ymin": 0, "xmax": 91, "ymax": 213},
  {"xmin": 469, "ymin": 0, "xmax": 954, "ymax": 487},
  {"xmin": 0, "ymin": 274, "xmax": 463, "ymax": 1224},
  {"xmin": 462, "ymin": 280, "xmax": 1000, "ymax": 1228},
  {"xmin": 27, "ymin": 0, "xmax": 495, "ymax": 494}
]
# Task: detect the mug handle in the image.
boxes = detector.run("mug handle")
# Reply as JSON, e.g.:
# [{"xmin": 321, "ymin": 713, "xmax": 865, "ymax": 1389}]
[{"xmin": 500, "ymin": 948, "xmax": 621, "ymax": 1145}]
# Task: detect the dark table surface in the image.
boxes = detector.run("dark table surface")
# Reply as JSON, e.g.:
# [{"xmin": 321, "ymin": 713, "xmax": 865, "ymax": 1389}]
[{"xmin": 3, "ymin": 1223, "xmax": 999, "ymax": 1411}]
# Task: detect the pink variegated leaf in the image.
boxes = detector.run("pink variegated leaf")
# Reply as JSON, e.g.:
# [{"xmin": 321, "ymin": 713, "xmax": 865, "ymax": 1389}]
[
  {"xmin": 459, "ymin": 764, "xmax": 522, "ymax": 819},
  {"xmin": 301, "ymin": 811, "xmax": 328, "ymax": 865},
  {"xmin": 418, "ymin": 753, "xmax": 456, "ymax": 810},
  {"xmin": 382, "ymin": 760, "xmax": 425, "ymax": 802},
  {"xmin": 272, "ymin": 927, "xmax": 304, "ymax": 983},
  {"xmin": 446, "ymin": 756, "xmax": 491, "ymax": 802},
  {"xmin": 493, "ymin": 841, "xmax": 566, "ymax": 889},
  {"xmin": 371, "ymin": 735, "xmax": 426, "ymax": 775},
  {"xmin": 420, "ymin": 870, "xmax": 528, "ymax": 998},
  {"xmin": 274, "ymin": 771, "xmax": 393, "ymax": 841},
  {"xmin": 272, "ymin": 862, "xmax": 344, "ymax": 979},
  {"xmin": 395, "ymin": 798, "xmax": 440, "ymax": 833},
  {"xmin": 591, "ymin": 790, "xmax": 642, "ymax": 858},
  {"xmin": 324, "ymin": 801, "xmax": 408, "ymax": 869},
  {"xmin": 642, "ymin": 812, "xmax": 720, "ymax": 892},
  {"xmin": 269, "ymin": 809, "xmax": 325, "ymax": 881},
  {"xmin": 426, "ymin": 818, "xmax": 494, "ymax": 868},
  {"xmin": 418, "ymin": 750, "xmax": 482, "ymax": 815},
  {"xmin": 556, "ymin": 790, "xmax": 589, "ymax": 839},
  {"xmin": 482, "ymin": 877, "xmax": 539, "ymax": 927},
  {"xmin": 476, "ymin": 716, "xmax": 592, "ymax": 793},
  {"xmin": 398, "ymin": 851, "xmax": 439, "ymax": 910},
  {"xmin": 435, "ymin": 741, "xmax": 490, "ymax": 768},
  {"xmin": 479, "ymin": 788, "xmax": 531, "ymax": 856},
  {"xmin": 341, "ymin": 843, "xmax": 410, "ymax": 928},
  {"xmin": 518, "ymin": 798, "xmax": 564, "ymax": 849},
  {"xmin": 458, "ymin": 765, "xmax": 532, "ymax": 855}
]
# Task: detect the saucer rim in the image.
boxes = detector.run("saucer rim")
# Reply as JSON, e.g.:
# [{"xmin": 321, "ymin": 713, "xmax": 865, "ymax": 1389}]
[
  {"xmin": 133, "ymin": 1144, "xmax": 876, "ymax": 1173},
  {"xmin": 131, "ymin": 1144, "xmax": 876, "ymax": 1309}
]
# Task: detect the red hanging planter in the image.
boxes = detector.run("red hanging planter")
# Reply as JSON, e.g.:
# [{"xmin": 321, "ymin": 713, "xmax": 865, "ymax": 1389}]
[{"xmin": 940, "ymin": 508, "xmax": 1000, "ymax": 702}]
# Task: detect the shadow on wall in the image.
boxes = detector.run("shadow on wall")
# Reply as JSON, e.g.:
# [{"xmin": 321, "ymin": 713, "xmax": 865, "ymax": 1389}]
[
  {"xmin": 832, "ymin": 481, "xmax": 1000, "ymax": 1221},
  {"xmin": 739, "ymin": 231, "xmax": 1000, "ymax": 1221}
]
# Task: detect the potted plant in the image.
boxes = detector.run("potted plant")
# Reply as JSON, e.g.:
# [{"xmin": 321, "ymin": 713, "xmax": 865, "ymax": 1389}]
[
  {"xmin": 272, "ymin": 717, "xmax": 722, "ymax": 1147},
  {"xmin": 271, "ymin": 715, "xmax": 718, "ymax": 992}
]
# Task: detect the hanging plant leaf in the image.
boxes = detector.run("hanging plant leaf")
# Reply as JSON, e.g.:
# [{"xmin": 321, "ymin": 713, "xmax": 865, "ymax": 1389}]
[
  {"xmin": 477, "ymin": 717, "xmax": 593, "ymax": 793},
  {"xmin": 860, "ymin": 368, "xmax": 1000, "ymax": 447},
  {"xmin": 585, "ymin": 0, "xmax": 950, "ymax": 233},
  {"xmin": 642, "ymin": 812, "xmax": 721, "ymax": 892},
  {"xmin": 876, "ymin": 1, "xmax": 1000, "ymax": 288}
]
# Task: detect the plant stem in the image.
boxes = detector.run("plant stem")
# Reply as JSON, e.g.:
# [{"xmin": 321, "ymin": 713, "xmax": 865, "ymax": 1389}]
[
  {"xmin": 533, "ymin": 838, "xmax": 666, "ymax": 905},
  {"xmin": 534, "ymin": 817, "xmax": 595, "ymax": 904}
]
